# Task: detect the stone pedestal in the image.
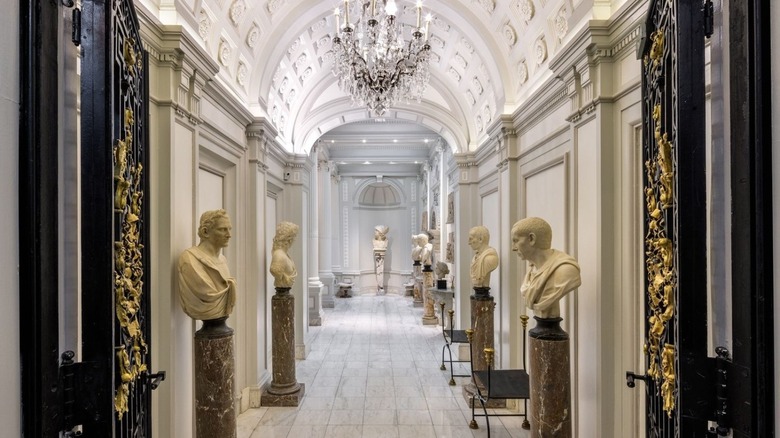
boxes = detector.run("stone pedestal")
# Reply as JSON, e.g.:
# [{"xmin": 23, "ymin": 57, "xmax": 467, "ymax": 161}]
[
  {"xmin": 308, "ymin": 282, "xmax": 324, "ymax": 326},
  {"xmin": 529, "ymin": 317, "xmax": 571, "ymax": 437},
  {"xmin": 412, "ymin": 262, "xmax": 423, "ymax": 307},
  {"xmin": 421, "ymin": 266, "xmax": 438, "ymax": 325},
  {"xmin": 462, "ymin": 287, "xmax": 504, "ymax": 408},
  {"xmin": 195, "ymin": 317, "xmax": 236, "ymax": 438},
  {"xmin": 374, "ymin": 250, "xmax": 386, "ymax": 295},
  {"xmin": 261, "ymin": 287, "xmax": 305, "ymax": 406}
]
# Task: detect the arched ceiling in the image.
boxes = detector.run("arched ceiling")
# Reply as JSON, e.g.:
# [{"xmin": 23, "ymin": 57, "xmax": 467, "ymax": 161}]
[{"xmin": 155, "ymin": 0, "xmax": 579, "ymax": 154}]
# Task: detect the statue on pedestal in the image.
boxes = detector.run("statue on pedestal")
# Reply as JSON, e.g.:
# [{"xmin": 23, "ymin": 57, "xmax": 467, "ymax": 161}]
[
  {"xmin": 468, "ymin": 226, "xmax": 499, "ymax": 290},
  {"xmin": 373, "ymin": 225, "xmax": 389, "ymax": 251},
  {"xmin": 511, "ymin": 217, "xmax": 581, "ymax": 318},
  {"xmin": 270, "ymin": 221, "xmax": 299, "ymax": 288},
  {"xmin": 414, "ymin": 233, "xmax": 433, "ymax": 266},
  {"xmin": 177, "ymin": 209, "xmax": 237, "ymax": 320},
  {"xmin": 373, "ymin": 225, "xmax": 389, "ymax": 294}
]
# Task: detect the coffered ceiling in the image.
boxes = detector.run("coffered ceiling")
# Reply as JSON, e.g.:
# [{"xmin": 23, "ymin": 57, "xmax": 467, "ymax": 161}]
[{"xmin": 141, "ymin": 0, "xmax": 588, "ymax": 155}]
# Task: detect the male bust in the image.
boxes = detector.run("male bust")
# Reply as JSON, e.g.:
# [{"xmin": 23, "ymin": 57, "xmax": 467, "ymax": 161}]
[
  {"xmin": 417, "ymin": 233, "xmax": 433, "ymax": 266},
  {"xmin": 511, "ymin": 217, "xmax": 581, "ymax": 318},
  {"xmin": 269, "ymin": 221, "xmax": 299, "ymax": 288},
  {"xmin": 468, "ymin": 226, "xmax": 499, "ymax": 288},
  {"xmin": 177, "ymin": 209, "xmax": 237, "ymax": 320}
]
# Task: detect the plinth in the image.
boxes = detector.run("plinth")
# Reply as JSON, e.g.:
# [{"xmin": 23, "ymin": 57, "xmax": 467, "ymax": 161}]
[
  {"xmin": 261, "ymin": 287, "xmax": 305, "ymax": 406},
  {"xmin": 412, "ymin": 261, "xmax": 423, "ymax": 307},
  {"xmin": 462, "ymin": 287, "xmax": 504, "ymax": 408},
  {"xmin": 529, "ymin": 317, "xmax": 571, "ymax": 437},
  {"xmin": 195, "ymin": 317, "xmax": 236, "ymax": 438},
  {"xmin": 421, "ymin": 265, "xmax": 439, "ymax": 325}
]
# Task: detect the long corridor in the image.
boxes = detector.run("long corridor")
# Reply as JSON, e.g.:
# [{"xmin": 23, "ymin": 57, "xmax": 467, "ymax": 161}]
[{"xmin": 237, "ymin": 295, "xmax": 530, "ymax": 438}]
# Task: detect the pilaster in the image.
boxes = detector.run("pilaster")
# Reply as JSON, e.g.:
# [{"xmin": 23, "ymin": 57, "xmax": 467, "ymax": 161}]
[
  {"xmin": 318, "ymin": 149, "xmax": 336, "ymax": 308},
  {"xmin": 244, "ymin": 121, "xmax": 274, "ymax": 407},
  {"xmin": 282, "ymin": 154, "xmax": 311, "ymax": 359},
  {"xmin": 452, "ymin": 153, "xmax": 479, "ymax": 330}
]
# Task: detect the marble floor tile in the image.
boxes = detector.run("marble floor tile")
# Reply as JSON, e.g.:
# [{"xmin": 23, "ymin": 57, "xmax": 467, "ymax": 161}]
[
  {"xmin": 362, "ymin": 408, "xmax": 397, "ymax": 425},
  {"xmin": 237, "ymin": 295, "xmax": 499, "ymax": 438},
  {"xmin": 247, "ymin": 425, "xmax": 291, "ymax": 438},
  {"xmin": 363, "ymin": 424, "xmax": 401, "ymax": 438}
]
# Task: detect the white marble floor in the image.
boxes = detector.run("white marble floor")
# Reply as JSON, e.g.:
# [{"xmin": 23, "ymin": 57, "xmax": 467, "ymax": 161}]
[{"xmin": 237, "ymin": 295, "xmax": 531, "ymax": 438}]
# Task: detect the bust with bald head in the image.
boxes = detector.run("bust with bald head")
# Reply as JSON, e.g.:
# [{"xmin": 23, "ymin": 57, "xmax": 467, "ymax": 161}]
[{"xmin": 512, "ymin": 217, "xmax": 581, "ymax": 318}]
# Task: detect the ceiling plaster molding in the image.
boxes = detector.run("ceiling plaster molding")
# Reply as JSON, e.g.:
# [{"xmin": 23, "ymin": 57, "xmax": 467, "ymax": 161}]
[{"xmin": 509, "ymin": 75, "xmax": 569, "ymax": 138}]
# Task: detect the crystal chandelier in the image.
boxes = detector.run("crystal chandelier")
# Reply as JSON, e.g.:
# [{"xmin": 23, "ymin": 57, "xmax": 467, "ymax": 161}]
[{"xmin": 332, "ymin": 0, "xmax": 432, "ymax": 116}]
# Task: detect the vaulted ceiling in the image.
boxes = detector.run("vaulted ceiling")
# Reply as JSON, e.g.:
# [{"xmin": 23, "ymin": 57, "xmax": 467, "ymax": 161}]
[{"xmin": 145, "ymin": 0, "xmax": 586, "ymax": 155}]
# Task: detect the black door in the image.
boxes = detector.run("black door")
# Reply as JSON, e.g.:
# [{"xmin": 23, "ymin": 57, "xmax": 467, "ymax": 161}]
[
  {"xmin": 20, "ymin": 0, "xmax": 159, "ymax": 436},
  {"xmin": 632, "ymin": 1, "xmax": 774, "ymax": 437}
]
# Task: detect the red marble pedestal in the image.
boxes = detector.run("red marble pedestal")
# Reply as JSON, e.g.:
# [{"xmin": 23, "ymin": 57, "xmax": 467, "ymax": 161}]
[
  {"xmin": 529, "ymin": 317, "xmax": 571, "ymax": 437},
  {"xmin": 462, "ymin": 288, "xmax": 505, "ymax": 408},
  {"xmin": 261, "ymin": 287, "xmax": 305, "ymax": 406},
  {"xmin": 195, "ymin": 317, "xmax": 236, "ymax": 438}
]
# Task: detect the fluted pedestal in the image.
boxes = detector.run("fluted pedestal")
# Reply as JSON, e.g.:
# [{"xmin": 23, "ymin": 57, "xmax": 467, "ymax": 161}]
[
  {"xmin": 421, "ymin": 265, "xmax": 438, "ymax": 325},
  {"xmin": 462, "ymin": 287, "xmax": 504, "ymax": 408},
  {"xmin": 529, "ymin": 317, "xmax": 571, "ymax": 437},
  {"xmin": 261, "ymin": 287, "xmax": 305, "ymax": 406},
  {"xmin": 412, "ymin": 261, "xmax": 423, "ymax": 307},
  {"xmin": 195, "ymin": 317, "xmax": 236, "ymax": 438}
]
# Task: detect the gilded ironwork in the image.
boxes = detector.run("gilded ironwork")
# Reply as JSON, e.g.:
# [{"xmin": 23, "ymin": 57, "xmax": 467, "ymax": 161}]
[
  {"xmin": 641, "ymin": 1, "xmax": 681, "ymax": 432},
  {"xmin": 111, "ymin": 0, "xmax": 151, "ymax": 429},
  {"xmin": 113, "ymin": 104, "xmax": 148, "ymax": 419}
]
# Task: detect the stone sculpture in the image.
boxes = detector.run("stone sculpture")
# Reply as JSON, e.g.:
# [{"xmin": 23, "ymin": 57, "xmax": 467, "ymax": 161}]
[
  {"xmin": 270, "ymin": 221, "xmax": 299, "ymax": 288},
  {"xmin": 177, "ymin": 209, "xmax": 237, "ymax": 320},
  {"xmin": 512, "ymin": 217, "xmax": 581, "ymax": 318},
  {"xmin": 417, "ymin": 233, "xmax": 433, "ymax": 265},
  {"xmin": 373, "ymin": 225, "xmax": 389, "ymax": 250},
  {"xmin": 434, "ymin": 261, "xmax": 449, "ymax": 279},
  {"xmin": 468, "ymin": 226, "xmax": 499, "ymax": 289}
]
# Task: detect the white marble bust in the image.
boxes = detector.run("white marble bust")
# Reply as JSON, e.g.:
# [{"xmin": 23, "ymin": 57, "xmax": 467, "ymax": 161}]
[
  {"xmin": 468, "ymin": 226, "xmax": 499, "ymax": 288},
  {"xmin": 269, "ymin": 221, "xmax": 299, "ymax": 288},
  {"xmin": 512, "ymin": 217, "xmax": 581, "ymax": 318},
  {"xmin": 177, "ymin": 209, "xmax": 237, "ymax": 320}
]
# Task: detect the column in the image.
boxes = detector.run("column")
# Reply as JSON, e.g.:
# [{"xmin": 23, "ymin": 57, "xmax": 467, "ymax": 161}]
[
  {"xmin": 308, "ymin": 148, "xmax": 324, "ymax": 326},
  {"xmin": 319, "ymin": 157, "xmax": 336, "ymax": 308}
]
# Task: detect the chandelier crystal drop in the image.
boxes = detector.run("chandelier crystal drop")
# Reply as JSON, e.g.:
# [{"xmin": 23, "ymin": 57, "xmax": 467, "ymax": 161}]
[{"xmin": 332, "ymin": 0, "xmax": 432, "ymax": 116}]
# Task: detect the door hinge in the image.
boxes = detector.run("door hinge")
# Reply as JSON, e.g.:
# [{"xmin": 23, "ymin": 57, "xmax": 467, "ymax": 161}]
[
  {"xmin": 59, "ymin": 351, "xmax": 106, "ymax": 435},
  {"xmin": 709, "ymin": 347, "xmax": 731, "ymax": 436},
  {"xmin": 703, "ymin": 0, "xmax": 714, "ymax": 38},
  {"xmin": 71, "ymin": 8, "xmax": 81, "ymax": 46},
  {"xmin": 61, "ymin": 0, "xmax": 81, "ymax": 46}
]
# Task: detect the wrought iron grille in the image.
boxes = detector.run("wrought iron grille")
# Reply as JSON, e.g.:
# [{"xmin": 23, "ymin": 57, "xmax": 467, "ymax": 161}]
[
  {"xmin": 111, "ymin": 0, "xmax": 151, "ymax": 436},
  {"xmin": 641, "ymin": 0, "xmax": 679, "ymax": 436}
]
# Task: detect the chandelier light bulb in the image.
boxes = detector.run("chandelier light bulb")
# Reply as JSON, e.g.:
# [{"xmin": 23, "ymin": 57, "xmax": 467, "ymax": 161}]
[{"xmin": 385, "ymin": 0, "xmax": 397, "ymax": 16}]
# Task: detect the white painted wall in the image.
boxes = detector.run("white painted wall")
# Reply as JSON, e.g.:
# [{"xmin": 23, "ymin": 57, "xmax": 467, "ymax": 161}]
[
  {"xmin": 0, "ymin": 0, "xmax": 20, "ymax": 434},
  {"xmin": 337, "ymin": 176, "xmax": 419, "ymax": 294}
]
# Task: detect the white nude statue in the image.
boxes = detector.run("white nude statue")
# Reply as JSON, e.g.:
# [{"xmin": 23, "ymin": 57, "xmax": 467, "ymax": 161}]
[
  {"xmin": 373, "ymin": 225, "xmax": 389, "ymax": 251},
  {"xmin": 177, "ymin": 209, "xmax": 237, "ymax": 320},
  {"xmin": 512, "ymin": 217, "xmax": 581, "ymax": 318}
]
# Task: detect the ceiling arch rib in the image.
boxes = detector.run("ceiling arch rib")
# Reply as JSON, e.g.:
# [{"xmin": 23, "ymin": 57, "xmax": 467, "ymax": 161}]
[{"xmin": 292, "ymin": 74, "xmax": 469, "ymax": 155}]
